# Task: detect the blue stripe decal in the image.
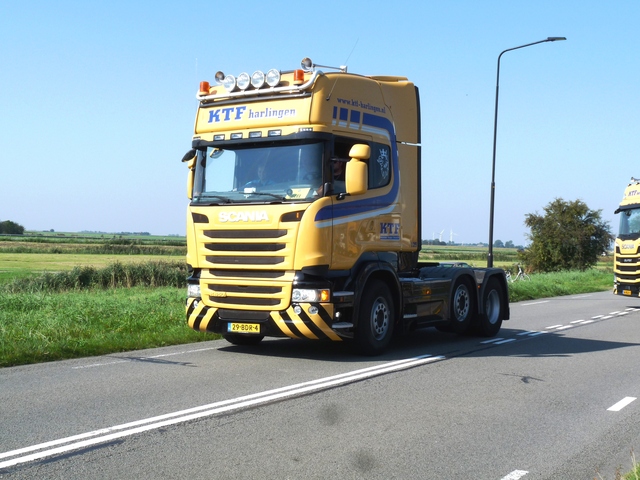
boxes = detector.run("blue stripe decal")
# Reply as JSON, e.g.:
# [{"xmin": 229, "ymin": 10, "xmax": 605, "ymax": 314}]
[{"xmin": 315, "ymin": 111, "xmax": 398, "ymax": 222}]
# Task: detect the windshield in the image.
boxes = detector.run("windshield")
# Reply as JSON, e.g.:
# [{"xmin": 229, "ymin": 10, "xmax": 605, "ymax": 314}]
[
  {"xmin": 618, "ymin": 207, "xmax": 640, "ymax": 238},
  {"xmin": 192, "ymin": 142, "xmax": 324, "ymax": 204}
]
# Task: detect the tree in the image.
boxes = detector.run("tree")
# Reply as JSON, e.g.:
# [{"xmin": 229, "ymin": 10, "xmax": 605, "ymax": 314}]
[
  {"xmin": 505, "ymin": 240, "xmax": 515, "ymax": 248},
  {"xmin": 0, "ymin": 220, "xmax": 25, "ymax": 234},
  {"xmin": 493, "ymin": 239, "xmax": 504, "ymax": 248},
  {"xmin": 520, "ymin": 198, "xmax": 613, "ymax": 272}
]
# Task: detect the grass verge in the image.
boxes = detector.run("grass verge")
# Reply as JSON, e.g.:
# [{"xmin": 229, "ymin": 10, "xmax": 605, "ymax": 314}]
[
  {"xmin": 0, "ymin": 261, "xmax": 614, "ymax": 368},
  {"xmin": 0, "ymin": 261, "xmax": 213, "ymax": 367},
  {"xmin": 508, "ymin": 268, "xmax": 612, "ymax": 302},
  {"xmin": 0, "ymin": 286, "xmax": 210, "ymax": 367}
]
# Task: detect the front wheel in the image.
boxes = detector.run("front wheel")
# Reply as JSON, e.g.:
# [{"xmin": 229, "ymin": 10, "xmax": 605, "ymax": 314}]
[
  {"xmin": 476, "ymin": 278, "xmax": 504, "ymax": 337},
  {"xmin": 354, "ymin": 279, "xmax": 395, "ymax": 356}
]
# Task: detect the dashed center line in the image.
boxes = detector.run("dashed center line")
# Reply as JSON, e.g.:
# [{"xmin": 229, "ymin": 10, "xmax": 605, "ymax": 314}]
[
  {"xmin": 479, "ymin": 305, "xmax": 636, "ymax": 346},
  {"xmin": 607, "ymin": 397, "xmax": 637, "ymax": 412},
  {"xmin": 501, "ymin": 470, "xmax": 528, "ymax": 480}
]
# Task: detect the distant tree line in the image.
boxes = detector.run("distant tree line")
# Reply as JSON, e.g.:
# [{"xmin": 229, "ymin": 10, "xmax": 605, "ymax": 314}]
[
  {"xmin": 0, "ymin": 220, "xmax": 25, "ymax": 234},
  {"xmin": 493, "ymin": 240, "xmax": 523, "ymax": 249}
]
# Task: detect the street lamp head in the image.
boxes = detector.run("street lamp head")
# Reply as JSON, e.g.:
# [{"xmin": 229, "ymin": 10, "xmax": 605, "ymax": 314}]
[{"xmin": 546, "ymin": 37, "xmax": 567, "ymax": 42}]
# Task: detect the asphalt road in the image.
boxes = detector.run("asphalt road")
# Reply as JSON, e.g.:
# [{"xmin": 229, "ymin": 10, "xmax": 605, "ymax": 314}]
[{"xmin": 1, "ymin": 291, "xmax": 639, "ymax": 479}]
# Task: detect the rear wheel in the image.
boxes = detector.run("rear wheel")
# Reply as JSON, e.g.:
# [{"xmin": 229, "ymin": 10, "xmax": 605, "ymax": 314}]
[
  {"xmin": 223, "ymin": 333, "xmax": 265, "ymax": 346},
  {"xmin": 354, "ymin": 279, "xmax": 395, "ymax": 355},
  {"xmin": 449, "ymin": 278, "xmax": 475, "ymax": 334},
  {"xmin": 477, "ymin": 278, "xmax": 504, "ymax": 337}
]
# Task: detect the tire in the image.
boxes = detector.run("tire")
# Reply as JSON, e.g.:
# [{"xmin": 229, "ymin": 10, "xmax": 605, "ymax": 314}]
[
  {"xmin": 477, "ymin": 277, "xmax": 504, "ymax": 337},
  {"xmin": 449, "ymin": 278, "xmax": 475, "ymax": 334},
  {"xmin": 354, "ymin": 279, "xmax": 395, "ymax": 355},
  {"xmin": 223, "ymin": 333, "xmax": 265, "ymax": 346}
]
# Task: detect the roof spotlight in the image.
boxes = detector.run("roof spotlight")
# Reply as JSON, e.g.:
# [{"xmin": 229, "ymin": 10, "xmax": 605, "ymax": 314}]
[
  {"xmin": 214, "ymin": 71, "xmax": 225, "ymax": 84},
  {"xmin": 237, "ymin": 72, "xmax": 251, "ymax": 90},
  {"xmin": 301, "ymin": 57, "xmax": 313, "ymax": 72},
  {"xmin": 251, "ymin": 70, "xmax": 265, "ymax": 89},
  {"xmin": 222, "ymin": 75, "xmax": 236, "ymax": 91},
  {"xmin": 266, "ymin": 68, "xmax": 281, "ymax": 87}
]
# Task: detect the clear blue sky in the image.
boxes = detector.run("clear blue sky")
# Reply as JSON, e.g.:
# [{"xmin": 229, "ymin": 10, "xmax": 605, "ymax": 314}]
[{"xmin": 1, "ymin": 1, "xmax": 638, "ymax": 246}]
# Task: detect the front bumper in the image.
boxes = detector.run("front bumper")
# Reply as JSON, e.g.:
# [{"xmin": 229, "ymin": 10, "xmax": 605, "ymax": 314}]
[{"xmin": 186, "ymin": 298, "xmax": 344, "ymax": 341}]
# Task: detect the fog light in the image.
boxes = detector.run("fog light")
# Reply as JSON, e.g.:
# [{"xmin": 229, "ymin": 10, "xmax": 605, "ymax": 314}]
[
  {"xmin": 293, "ymin": 305, "xmax": 302, "ymax": 315},
  {"xmin": 308, "ymin": 306, "xmax": 318, "ymax": 315},
  {"xmin": 187, "ymin": 284, "xmax": 201, "ymax": 298}
]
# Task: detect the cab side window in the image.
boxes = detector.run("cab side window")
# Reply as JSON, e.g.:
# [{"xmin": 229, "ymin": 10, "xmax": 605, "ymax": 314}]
[{"xmin": 368, "ymin": 142, "xmax": 391, "ymax": 189}]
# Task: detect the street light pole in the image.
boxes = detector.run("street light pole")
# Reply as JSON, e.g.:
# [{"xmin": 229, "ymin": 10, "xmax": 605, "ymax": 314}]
[{"xmin": 487, "ymin": 37, "xmax": 566, "ymax": 268}]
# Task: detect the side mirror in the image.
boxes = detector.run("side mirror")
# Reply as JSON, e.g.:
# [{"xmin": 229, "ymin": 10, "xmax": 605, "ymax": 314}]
[
  {"xmin": 349, "ymin": 144, "xmax": 370, "ymax": 161},
  {"xmin": 182, "ymin": 149, "xmax": 197, "ymax": 199},
  {"xmin": 345, "ymin": 144, "xmax": 369, "ymax": 196},
  {"xmin": 181, "ymin": 149, "xmax": 196, "ymax": 162}
]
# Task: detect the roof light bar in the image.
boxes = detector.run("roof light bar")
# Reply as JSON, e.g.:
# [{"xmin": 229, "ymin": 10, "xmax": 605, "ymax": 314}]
[{"xmin": 197, "ymin": 59, "xmax": 322, "ymax": 100}]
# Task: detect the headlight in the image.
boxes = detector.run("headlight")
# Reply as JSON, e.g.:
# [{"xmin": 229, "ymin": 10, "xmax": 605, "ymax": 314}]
[
  {"xmin": 187, "ymin": 284, "xmax": 201, "ymax": 298},
  {"xmin": 292, "ymin": 288, "xmax": 330, "ymax": 303}
]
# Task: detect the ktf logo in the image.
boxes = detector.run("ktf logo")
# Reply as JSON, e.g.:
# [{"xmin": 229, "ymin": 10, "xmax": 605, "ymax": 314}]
[
  {"xmin": 208, "ymin": 106, "xmax": 247, "ymax": 123},
  {"xmin": 380, "ymin": 221, "xmax": 400, "ymax": 240}
]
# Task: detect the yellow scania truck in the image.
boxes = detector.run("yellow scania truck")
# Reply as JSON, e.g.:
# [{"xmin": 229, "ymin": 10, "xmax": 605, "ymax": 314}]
[
  {"xmin": 182, "ymin": 58, "xmax": 509, "ymax": 354},
  {"xmin": 613, "ymin": 177, "xmax": 640, "ymax": 296}
]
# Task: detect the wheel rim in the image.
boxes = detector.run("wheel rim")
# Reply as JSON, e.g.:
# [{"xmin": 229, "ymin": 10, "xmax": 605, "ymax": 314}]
[
  {"xmin": 485, "ymin": 289, "xmax": 500, "ymax": 325},
  {"xmin": 370, "ymin": 297, "xmax": 389, "ymax": 340},
  {"xmin": 453, "ymin": 284, "xmax": 470, "ymax": 322}
]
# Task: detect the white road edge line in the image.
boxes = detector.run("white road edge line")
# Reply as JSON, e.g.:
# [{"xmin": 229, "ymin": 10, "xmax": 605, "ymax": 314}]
[
  {"xmin": 521, "ymin": 301, "xmax": 549, "ymax": 306},
  {"xmin": 0, "ymin": 354, "xmax": 444, "ymax": 469},
  {"xmin": 607, "ymin": 397, "xmax": 637, "ymax": 412},
  {"xmin": 501, "ymin": 469, "xmax": 528, "ymax": 480}
]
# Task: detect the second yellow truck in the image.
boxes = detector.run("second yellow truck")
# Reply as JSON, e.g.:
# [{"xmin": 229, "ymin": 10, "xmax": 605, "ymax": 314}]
[{"xmin": 614, "ymin": 177, "xmax": 640, "ymax": 296}]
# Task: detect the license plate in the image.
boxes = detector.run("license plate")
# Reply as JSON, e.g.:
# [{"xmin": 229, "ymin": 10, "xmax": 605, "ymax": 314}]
[
  {"xmin": 227, "ymin": 322, "xmax": 260, "ymax": 334},
  {"xmin": 623, "ymin": 289, "xmax": 632, "ymax": 296}
]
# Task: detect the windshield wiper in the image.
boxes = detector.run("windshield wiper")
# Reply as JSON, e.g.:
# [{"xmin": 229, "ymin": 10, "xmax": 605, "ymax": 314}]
[
  {"xmin": 195, "ymin": 194, "xmax": 234, "ymax": 204},
  {"xmin": 246, "ymin": 192, "xmax": 287, "ymax": 201}
]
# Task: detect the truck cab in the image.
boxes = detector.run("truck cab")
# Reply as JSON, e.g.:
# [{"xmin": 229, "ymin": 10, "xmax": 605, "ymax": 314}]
[{"xmin": 183, "ymin": 58, "xmax": 509, "ymax": 354}]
